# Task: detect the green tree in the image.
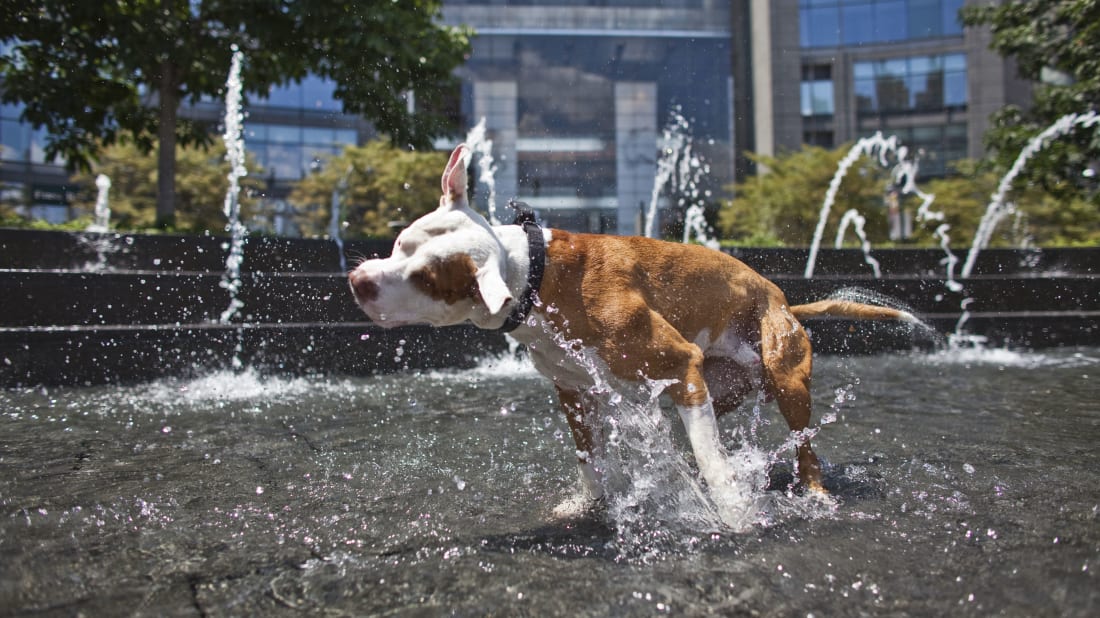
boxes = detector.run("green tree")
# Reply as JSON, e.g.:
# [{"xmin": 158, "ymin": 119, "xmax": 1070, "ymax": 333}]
[
  {"xmin": 289, "ymin": 141, "xmax": 447, "ymax": 238},
  {"xmin": 68, "ymin": 141, "xmax": 263, "ymax": 233},
  {"xmin": 925, "ymin": 160, "xmax": 1100, "ymax": 247},
  {"xmin": 961, "ymin": 0, "xmax": 1100, "ymax": 207},
  {"xmin": 718, "ymin": 146, "xmax": 1100, "ymax": 248},
  {"xmin": 718, "ymin": 146, "xmax": 894, "ymax": 246},
  {"xmin": 0, "ymin": 0, "xmax": 470, "ymax": 229}
]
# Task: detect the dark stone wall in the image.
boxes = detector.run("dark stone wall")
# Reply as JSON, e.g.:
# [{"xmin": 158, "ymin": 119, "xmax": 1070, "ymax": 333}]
[{"xmin": 2, "ymin": 229, "xmax": 1097, "ymax": 386}]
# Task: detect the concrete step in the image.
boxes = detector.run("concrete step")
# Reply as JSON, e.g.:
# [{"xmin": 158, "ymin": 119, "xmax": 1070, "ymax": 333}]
[
  {"xmin": 3, "ymin": 229, "xmax": 1098, "ymax": 277},
  {"xmin": 0, "ymin": 322, "xmax": 506, "ymax": 387},
  {"xmin": 2, "ymin": 269, "xmax": 1096, "ymax": 328}
]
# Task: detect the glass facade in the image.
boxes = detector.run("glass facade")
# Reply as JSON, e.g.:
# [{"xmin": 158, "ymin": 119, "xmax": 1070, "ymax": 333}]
[
  {"xmin": 799, "ymin": 0, "xmax": 972, "ymax": 176},
  {"xmin": 853, "ymin": 53, "xmax": 967, "ymax": 115},
  {"xmin": 448, "ymin": 1, "xmax": 705, "ymax": 6},
  {"xmin": 244, "ymin": 123, "xmax": 357, "ymax": 181},
  {"xmin": 257, "ymin": 75, "xmax": 345, "ymax": 113},
  {"xmin": 800, "ymin": 0, "xmax": 964, "ymax": 48},
  {"xmin": 463, "ymin": 33, "xmax": 732, "ymax": 231},
  {"xmin": 1, "ymin": 102, "xmax": 59, "ymax": 165}
]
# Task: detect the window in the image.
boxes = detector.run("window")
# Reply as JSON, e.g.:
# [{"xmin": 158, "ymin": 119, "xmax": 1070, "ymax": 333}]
[
  {"xmin": 841, "ymin": 2, "xmax": 874, "ymax": 46},
  {"xmin": 801, "ymin": 6, "xmax": 841, "ymax": 48},
  {"xmin": 908, "ymin": 0, "xmax": 941, "ymax": 38},
  {"xmin": 801, "ymin": 65, "xmax": 835, "ymax": 117},
  {"xmin": 853, "ymin": 53, "xmax": 967, "ymax": 115},
  {"xmin": 247, "ymin": 123, "xmax": 358, "ymax": 180},
  {"xmin": 259, "ymin": 76, "xmax": 342, "ymax": 112},
  {"xmin": 800, "ymin": 0, "xmax": 966, "ymax": 47},
  {"xmin": 803, "ymin": 129, "xmax": 835, "ymax": 148}
]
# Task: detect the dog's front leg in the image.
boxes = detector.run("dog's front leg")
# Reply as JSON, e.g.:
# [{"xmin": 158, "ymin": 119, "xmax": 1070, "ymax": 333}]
[
  {"xmin": 556, "ymin": 387, "xmax": 604, "ymax": 501},
  {"xmin": 549, "ymin": 387, "xmax": 606, "ymax": 519}
]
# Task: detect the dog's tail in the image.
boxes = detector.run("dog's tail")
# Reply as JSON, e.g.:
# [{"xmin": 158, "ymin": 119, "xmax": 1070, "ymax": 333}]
[{"xmin": 789, "ymin": 299, "xmax": 917, "ymax": 323}]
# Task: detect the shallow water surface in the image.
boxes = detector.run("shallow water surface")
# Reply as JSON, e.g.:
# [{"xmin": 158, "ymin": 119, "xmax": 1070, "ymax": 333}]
[{"xmin": 1, "ymin": 347, "xmax": 1098, "ymax": 616}]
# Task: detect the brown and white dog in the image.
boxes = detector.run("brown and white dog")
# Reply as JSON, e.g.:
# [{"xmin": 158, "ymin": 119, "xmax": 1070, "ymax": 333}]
[{"xmin": 349, "ymin": 144, "xmax": 916, "ymax": 513}]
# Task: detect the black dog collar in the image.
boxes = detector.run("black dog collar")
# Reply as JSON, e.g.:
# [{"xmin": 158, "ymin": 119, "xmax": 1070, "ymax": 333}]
[{"xmin": 496, "ymin": 201, "xmax": 545, "ymax": 333}]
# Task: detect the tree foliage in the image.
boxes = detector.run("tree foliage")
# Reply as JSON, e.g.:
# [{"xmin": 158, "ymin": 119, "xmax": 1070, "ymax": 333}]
[
  {"xmin": 0, "ymin": 0, "xmax": 470, "ymax": 227},
  {"xmin": 68, "ymin": 141, "xmax": 263, "ymax": 233},
  {"xmin": 718, "ymin": 144, "xmax": 1100, "ymax": 248},
  {"xmin": 289, "ymin": 141, "xmax": 447, "ymax": 238},
  {"xmin": 718, "ymin": 146, "xmax": 894, "ymax": 246},
  {"xmin": 961, "ymin": 0, "xmax": 1100, "ymax": 205}
]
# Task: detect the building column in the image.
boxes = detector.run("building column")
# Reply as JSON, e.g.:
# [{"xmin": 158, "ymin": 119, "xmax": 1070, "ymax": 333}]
[
  {"xmin": 471, "ymin": 80, "xmax": 518, "ymax": 221},
  {"xmin": 615, "ymin": 82, "xmax": 657, "ymax": 236}
]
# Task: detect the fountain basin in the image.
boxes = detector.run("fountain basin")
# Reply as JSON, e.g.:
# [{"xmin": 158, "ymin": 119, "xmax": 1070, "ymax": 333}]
[
  {"xmin": 0, "ymin": 348, "xmax": 1097, "ymax": 614},
  {"xmin": 2, "ymin": 229, "xmax": 1099, "ymax": 386}
]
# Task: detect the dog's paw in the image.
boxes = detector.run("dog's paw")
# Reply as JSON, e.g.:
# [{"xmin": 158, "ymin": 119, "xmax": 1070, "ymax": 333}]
[{"xmin": 550, "ymin": 493, "xmax": 602, "ymax": 520}]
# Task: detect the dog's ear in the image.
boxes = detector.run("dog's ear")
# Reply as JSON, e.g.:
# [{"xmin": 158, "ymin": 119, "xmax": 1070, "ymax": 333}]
[
  {"xmin": 475, "ymin": 258, "xmax": 513, "ymax": 315},
  {"xmin": 439, "ymin": 144, "xmax": 470, "ymax": 209}
]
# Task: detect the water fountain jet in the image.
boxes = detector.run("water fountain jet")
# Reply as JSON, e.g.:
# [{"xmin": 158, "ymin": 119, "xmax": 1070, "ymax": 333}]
[
  {"xmin": 464, "ymin": 118, "xmax": 499, "ymax": 224},
  {"xmin": 329, "ymin": 165, "xmax": 352, "ymax": 274},
  {"xmin": 644, "ymin": 110, "xmax": 718, "ymax": 247},
  {"xmin": 961, "ymin": 110, "xmax": 1100, "ymax": 278},
  {"xmin": 218, "ymin": 45, "xmax": 248, "ymax": 327},
  {"xmin": 87, "ymin": 174, "xmax": 112, "ymax": 233}
]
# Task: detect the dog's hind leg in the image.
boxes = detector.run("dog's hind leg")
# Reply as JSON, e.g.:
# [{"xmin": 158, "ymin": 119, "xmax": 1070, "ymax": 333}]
[
  {"xmin": 759, "ymin": 306, "xmax": 826, "ymax": 492},
  {"xmin": 592, "ymin": 301, "xmax": 736, "ymax": 493}
]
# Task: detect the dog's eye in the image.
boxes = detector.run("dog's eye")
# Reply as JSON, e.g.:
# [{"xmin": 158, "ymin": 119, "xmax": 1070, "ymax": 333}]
[{"xmin": 395, "ymin": 238, "xmax": 418, "ymax": 255}]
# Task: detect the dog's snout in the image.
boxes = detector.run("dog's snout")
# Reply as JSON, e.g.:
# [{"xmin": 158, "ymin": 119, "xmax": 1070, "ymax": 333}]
[{"xmin": 349, "ymin": 270, "xmax": 380, "ymax": 303}]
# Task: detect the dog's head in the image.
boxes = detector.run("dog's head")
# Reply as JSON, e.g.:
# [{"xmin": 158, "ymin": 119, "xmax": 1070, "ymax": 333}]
[{"xmin": 348, "ymin": 144, "xmax": 514, "ymax": 329}]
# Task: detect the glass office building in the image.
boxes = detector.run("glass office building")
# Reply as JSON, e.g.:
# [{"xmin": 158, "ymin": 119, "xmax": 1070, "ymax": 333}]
[
  {"xmin": 2, "ymin": 0, "xmax": 1028, "ymax": 231},
  {"xmin": 793, "ymin": 0, "xmax": 1026, "ymax": 177},
  {"xmin": 444, "ymin": 0, "xmax": 732, "ymax": 233}
]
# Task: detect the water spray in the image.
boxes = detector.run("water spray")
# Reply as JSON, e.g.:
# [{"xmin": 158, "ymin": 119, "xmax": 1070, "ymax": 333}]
[{"xmin": 218, "ymin": 45, "xmax": 248, "ymax": 328}]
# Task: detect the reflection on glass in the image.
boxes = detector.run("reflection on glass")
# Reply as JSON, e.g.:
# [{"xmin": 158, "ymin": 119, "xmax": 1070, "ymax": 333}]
[
  {"xmin": 801, "ymin": 80, "xmax": 835, "ymax": 117},
  {"xmin": 800, "ymin": 0, "xmax": 966, "ymax": 47},
  {"xmin": 801, "ymin": 7, "xmax": 841, "ymax": 47},
  {"xmin": 853, "ymin": 53, "xmax": 967, "ymax": 114}
]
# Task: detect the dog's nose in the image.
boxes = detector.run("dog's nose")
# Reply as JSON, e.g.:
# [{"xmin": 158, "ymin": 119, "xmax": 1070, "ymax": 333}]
[{"xmin": 349, "ymin": 270, "xmax": 380, "ymax": 303}]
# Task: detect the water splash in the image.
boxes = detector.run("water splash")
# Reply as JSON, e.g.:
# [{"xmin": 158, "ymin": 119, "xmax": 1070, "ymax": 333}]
[
  {"xmin": 918, "ymin": 341, "xmax": 1100, "ymax": 369},
  {"xmin": 525, "ymin": 310, "xmax": 832, "ymax": 551},
  {"xmin": 644, "ymin": 110, "xmax": 718, "ymax": 247},
  {"xmin": 87, "ymin": 174, "xmax": 111, "ymax": 233},
  {"xmin": 140, "ymin": 368, "xmax": 335, "ymax": 406},
  {"xmin": 218, "ymin": 45, "xmax": 248, "ymax": 327},
  {"xmin": 961, "ymin": 111, "xmax": 1100, "ymax": 278},
  {"xmin": 465, "ymin": 118, "xmax": 499, "ymax": 224}
]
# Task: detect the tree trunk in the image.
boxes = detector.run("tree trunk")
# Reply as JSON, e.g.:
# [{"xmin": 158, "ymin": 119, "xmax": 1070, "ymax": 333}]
[{"xmin": 156, "ymin": 60, "xmax": 178, "ymax": 230}]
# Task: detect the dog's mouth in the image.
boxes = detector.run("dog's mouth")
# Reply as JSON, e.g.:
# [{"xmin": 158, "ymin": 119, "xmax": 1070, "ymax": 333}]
[{"xmin": 359, "ymin": 307, "xmax": 425, "ymax": 329}]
